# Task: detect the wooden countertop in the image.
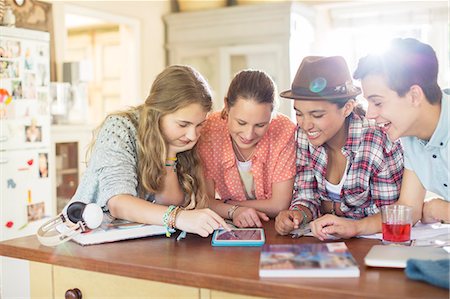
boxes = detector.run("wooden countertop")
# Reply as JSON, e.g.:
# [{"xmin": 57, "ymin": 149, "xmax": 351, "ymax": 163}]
[{"xmin": 0, "ymin": 221, "xmax": 447, "ymax": 299}]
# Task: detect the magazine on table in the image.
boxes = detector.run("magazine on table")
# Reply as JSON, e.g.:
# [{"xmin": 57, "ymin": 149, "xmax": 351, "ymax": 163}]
[
  {"xmin": 259, "ymin": 242, "xmax": 360, "ymax": 278},
  {"xmin": 56, "ymin": 213, "xmax": 171, "ymax": 246}
]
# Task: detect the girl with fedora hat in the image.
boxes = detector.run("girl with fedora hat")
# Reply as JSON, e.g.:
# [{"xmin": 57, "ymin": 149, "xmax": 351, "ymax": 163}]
[
  {"xmin": 275, "ymin": 56, "xmax": 404, "ymax": 240},
  {"xmin": 197, "ymin": 70, "xmax": 296, "ymax": 228}
]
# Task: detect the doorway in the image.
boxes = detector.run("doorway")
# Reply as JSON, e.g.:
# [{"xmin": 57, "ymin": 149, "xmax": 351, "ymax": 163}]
[{"xmin": 63, "ymin": 5, "xmax": 140, "ymax": 125}]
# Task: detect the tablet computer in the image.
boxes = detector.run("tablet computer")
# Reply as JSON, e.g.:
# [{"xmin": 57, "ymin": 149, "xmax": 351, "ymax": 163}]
[{"xmin": 211, "ymin": 228, "xmax": 265, "ymax": 247}]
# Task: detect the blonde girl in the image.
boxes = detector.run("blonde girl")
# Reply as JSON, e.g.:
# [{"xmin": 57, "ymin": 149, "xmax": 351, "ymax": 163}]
[{"xmin": 67, "ymin": 65, "xmax": 229, "ymax": 237}]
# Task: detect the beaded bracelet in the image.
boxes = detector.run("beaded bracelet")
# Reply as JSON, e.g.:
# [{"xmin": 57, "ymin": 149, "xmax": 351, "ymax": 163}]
[
  {"xmin": 168, "ymin": 206, "xmax": 182, "ymax": 229},
  {"xmin": 163, "ymin": 205, "xmax": 176, "ymax": 237}
]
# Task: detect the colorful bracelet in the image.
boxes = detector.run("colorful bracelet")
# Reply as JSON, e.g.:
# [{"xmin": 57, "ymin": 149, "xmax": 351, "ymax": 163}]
[
  {"xmin": 292, "ymin": 206, "xmax": 308, "ymax": 227},
  {"xmin": 163, "ymin": 205, "xmax": 176, "ymax": 237},
  {"xmin": 166, "ymin": 157, "xmax": 177, "ymax": 161},
  {"xmin": 299, "ymin": 209, "xmax": 308, "ymax": 227},
  {"xmin": 165, "ymin": 160, "xmax": 178, "ymax": 171},
  {"xmin": 168, "ymin": 206, "xmax": 183, "ymax": 229}
]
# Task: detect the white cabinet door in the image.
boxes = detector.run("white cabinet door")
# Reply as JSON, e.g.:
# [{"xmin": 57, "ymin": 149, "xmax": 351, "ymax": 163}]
[
  {"xmin": 173, "ymin": 47, "xmax": 221, "ymax": 108},
  {"xmin": 164, "ymin": 2, "xmax": 314, "ymax": 119},
  {"xmin": 171, "ymin": 44, "xmax": 290, "ymax": 115},
  {"xmin": 218, "ymin": 43, "xmax": 293, "ymax": 116}
]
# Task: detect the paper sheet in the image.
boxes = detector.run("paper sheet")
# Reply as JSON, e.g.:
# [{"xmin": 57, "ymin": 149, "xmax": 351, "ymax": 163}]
[{"xmin": 359, "ymin": 222, "xmax": 450, "ymax": 246}]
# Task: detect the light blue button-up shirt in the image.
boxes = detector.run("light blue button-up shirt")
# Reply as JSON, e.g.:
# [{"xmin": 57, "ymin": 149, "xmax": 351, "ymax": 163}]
[{"xmin": 401, "ymin": 91, "xmax": 449, "ymax": 200}]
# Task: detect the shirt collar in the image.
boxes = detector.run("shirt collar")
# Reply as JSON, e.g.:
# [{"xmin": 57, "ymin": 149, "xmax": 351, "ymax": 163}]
[
  {"xmin": 223, "ymin": 128, "xmax": 236, "ymax": 169},
  {"xmin": 222, "ymin": 128, "xmax": 268, "ymax": 169},
  {"xmin": 344, "ymin": 113, "xmax": 364, "ymax": 154},
  {"xmin": 426, "ymin": 91, "xmax": 449, "ymax": 149}
]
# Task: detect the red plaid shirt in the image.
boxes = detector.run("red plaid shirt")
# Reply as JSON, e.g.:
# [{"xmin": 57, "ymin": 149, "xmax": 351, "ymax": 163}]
[{"xmin": 291, "ymin": 113, "xmax": 404, "ymax": 219}]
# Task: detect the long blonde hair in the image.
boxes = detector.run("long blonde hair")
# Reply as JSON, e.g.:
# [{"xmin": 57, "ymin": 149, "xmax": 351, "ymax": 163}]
[{"xmin": 89, "ymin": 65, "xmax": 212, "ymax": 209}]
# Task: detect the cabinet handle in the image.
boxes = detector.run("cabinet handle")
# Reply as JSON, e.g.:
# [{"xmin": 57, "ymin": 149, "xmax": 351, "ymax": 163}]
[
  {"xmin": 65, "ymin": 288, "xmax": 82, "ymax": 299},
  {"xmin": 0, "ymin": 158, "xmax": 8, "ymax": 164},
  {"xmin": 0, "ymin": 136, "xmax": 7, "ymax": 142}
]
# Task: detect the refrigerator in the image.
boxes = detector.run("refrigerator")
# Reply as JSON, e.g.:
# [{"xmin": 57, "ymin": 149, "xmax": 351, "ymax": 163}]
[{"xmin": 0, "ymin": 27, "xmax": 53, "ymax": 242}]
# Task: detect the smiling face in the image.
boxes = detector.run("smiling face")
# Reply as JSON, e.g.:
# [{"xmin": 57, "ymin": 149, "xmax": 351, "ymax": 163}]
[
  {"xmin": 361, "ymin": 74, "xmax": 419, "ymax": 141},
  {"xmin": 227, "ymin": 97, "xmax": 272, "ymax": 151},
  {"xmin": 160, "ymin": 103, "xmax": 207, "ymax": 152},
  {"xmin": 294, "ymin": 99, "xmax": 352, "ymax": 148}
]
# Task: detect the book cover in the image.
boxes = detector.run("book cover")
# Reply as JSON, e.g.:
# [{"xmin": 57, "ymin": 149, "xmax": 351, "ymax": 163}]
[
  {"xmin": 56, "ymin": 214, "xmax": 171, "ymax": 246},
  {"xmin": 259, "ymin": 242, "xmax": 360, "ymax": 277}
]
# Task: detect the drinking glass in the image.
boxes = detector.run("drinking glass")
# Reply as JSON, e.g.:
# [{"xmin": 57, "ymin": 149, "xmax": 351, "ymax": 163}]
[{"xmin": 381, "ymin": 205, "xmax": 412, "ymax": 245}]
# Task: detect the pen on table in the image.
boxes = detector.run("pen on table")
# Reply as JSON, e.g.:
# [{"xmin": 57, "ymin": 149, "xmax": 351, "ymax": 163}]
[{"xmin": 176, "ymin": 231, "xmax": 187, "ymax": 241}]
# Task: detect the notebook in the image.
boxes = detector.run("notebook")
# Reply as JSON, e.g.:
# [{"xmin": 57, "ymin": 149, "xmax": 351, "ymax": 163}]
[
  {"xmin": 56, "ymin": 214, "xmax": 171, "ymax": 246},
  {"xmin": 364, "ymin": 245, "xmax": 450, "ymax": 268},
  {"xmin": 259, "ymin": 242, "xmax": 359, "ymax": 278}
]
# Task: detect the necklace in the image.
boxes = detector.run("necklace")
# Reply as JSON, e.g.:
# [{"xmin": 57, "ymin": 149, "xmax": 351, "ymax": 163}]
[{"xmin": 232, "ymin": 139, "xmax": 256, "ymax": 162}]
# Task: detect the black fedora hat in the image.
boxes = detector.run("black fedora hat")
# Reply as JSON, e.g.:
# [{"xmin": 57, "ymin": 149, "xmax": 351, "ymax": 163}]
[{"xmin": 280, "ymin": 56, "xmax": 361, "ymax": 100}]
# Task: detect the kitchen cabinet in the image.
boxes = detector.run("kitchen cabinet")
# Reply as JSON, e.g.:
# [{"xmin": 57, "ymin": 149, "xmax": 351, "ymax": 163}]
[
  {"xmin": 50, "ymin": 124, "xmax": 93, "ymax": 214},
  {"xmin": 29, "ymin": 262, "xmax": 262, "ymax": 299},
  {"xmin": 1, "ymin": 222, "xmax": 446, "ymax": 299}
]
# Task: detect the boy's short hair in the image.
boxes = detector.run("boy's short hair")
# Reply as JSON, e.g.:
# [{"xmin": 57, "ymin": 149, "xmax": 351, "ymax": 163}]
[{"xmin": 353, "ymin": 38, "xmax": 442, "ymax": 104}]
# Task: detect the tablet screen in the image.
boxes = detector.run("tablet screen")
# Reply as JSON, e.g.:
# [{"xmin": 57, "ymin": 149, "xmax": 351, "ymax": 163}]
[{"xmin": 215, "ymin": 229, "xmax": 263, "ymax": 241}]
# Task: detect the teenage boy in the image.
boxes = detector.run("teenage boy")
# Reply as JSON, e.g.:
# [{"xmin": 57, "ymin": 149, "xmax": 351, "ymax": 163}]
[{"xmin": 353, "ymin": 38, "xmax": 449, "ymax": 224}]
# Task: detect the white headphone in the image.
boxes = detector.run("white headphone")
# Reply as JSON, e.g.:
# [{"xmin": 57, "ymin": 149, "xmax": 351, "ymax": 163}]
[{"xmin": 37, "ymin": 202, "xmax": 103, "ymax": 246}]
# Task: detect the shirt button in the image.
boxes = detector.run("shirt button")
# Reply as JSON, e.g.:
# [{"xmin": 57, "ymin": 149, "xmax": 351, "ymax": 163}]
[
  {"xmin": 440, "ymin": 142, "xmax": 444, "ymax": 146},
  {"xmin": 432, "ymin": 154, "xmax": 437, "ymax": 158},
  {"xmin": 444, "ymin": 184, "xmax": 448, "ymax": 187}
]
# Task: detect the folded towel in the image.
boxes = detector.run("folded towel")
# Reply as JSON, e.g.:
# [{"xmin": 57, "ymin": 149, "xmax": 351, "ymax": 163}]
[{"xmin": 405, "ymin": 259, "xmax": 450, "ymax": 289}]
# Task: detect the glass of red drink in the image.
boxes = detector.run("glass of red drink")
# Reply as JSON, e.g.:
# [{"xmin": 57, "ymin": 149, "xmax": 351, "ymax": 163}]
[{"xmin": 381, "ymin": 205, "xmax": 412, "ymax": 245}]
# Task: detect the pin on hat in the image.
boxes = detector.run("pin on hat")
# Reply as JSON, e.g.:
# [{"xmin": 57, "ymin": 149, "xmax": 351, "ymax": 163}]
[{"xmin": 280, "ymin": 56, "xmax": 361, "ymax": 100}]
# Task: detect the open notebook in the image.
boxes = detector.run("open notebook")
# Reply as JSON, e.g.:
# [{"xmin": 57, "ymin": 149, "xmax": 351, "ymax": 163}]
[{"xmin": 56, "ymin": 214, "xmax": 171, "ymax": 246}]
